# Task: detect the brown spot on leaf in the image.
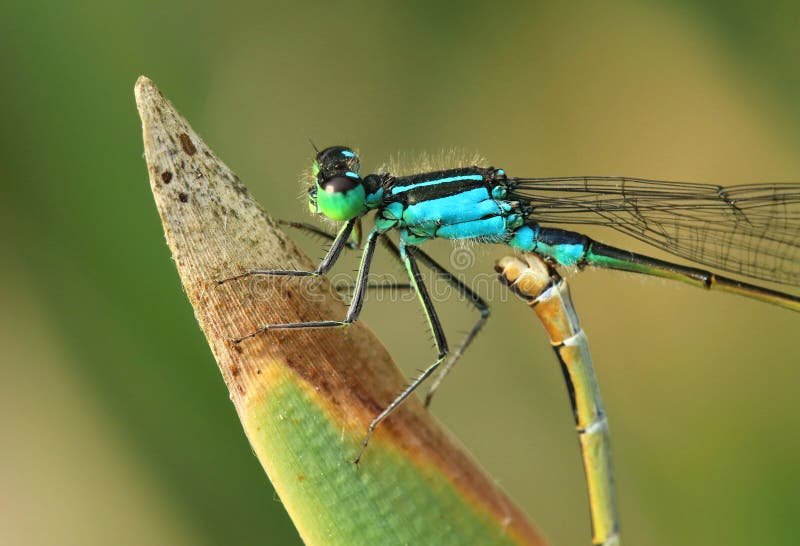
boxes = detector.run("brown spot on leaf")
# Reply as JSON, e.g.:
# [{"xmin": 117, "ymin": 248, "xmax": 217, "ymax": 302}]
[
  {"xmin": 179, "ymin": 133, "xmax": 197, "ymax": 155},
  {"xmin": 161, "ymin": 171, "xmax": 173, "ymax": 184},
  {"xmin": 297, "ymin": 474, "xmax": 306, "ymax": 482},
  {"xmin": 179, "ymin": 192, "xmax": 189, "ymax": 203}
]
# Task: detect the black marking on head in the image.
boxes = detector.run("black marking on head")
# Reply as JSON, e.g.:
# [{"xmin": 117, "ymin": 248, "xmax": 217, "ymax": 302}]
[
  {"xmin": 321, "ymin": 175, "xmax": 360, "ymax": 194},
  {"xmin": 316, "ymin": 146, "xmax": 359, "ymax": 179}
]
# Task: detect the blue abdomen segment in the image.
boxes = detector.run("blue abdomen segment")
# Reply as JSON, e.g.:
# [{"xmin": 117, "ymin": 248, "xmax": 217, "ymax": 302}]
[
  {"xmin": 509, "ymin": 225, "xmax": 538, "ymax": 252},
  {"xmin": 509, "ymin": 226, "xmax": 591, "ymax": 267},
  {"xmin": 536, "ymin": 241, "xmax": 587, "ymax": 266}
]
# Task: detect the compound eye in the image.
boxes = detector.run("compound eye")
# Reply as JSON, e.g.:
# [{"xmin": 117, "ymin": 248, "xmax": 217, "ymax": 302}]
[{"xmin": 320, "ymin": 175, "xmax": 360, "ymax": 194}]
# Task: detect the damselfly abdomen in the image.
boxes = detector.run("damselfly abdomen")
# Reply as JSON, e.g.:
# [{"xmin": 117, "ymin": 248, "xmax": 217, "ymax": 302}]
[{"xmin": 220, "ymin": 146, "xmax": 799, "ymax": 546}]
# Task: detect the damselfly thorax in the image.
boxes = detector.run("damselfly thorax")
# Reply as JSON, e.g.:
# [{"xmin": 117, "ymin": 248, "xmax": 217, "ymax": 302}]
[{"xmin": 220, "ymin": 145, "xmax": 799, "ymax": 546}]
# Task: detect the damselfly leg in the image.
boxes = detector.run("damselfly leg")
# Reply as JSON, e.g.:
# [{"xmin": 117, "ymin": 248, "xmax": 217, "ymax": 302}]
[
  {"xmin": 221, "ymin": 216, "xmax": 493, "ymax": 462},
  {"xmin": 279, "ymin": 223, "xmax": 492, "ymax": 416},
  {"xmin": 353, "ymin": 242, "xmax": 448, "ymax": 464},
  {"xmin": 222, "ymin": 225, "xmax": 380, "ymax": 344},
  {"xmin": 217, "ymin": 218, "xmax": 357, "ymax": 284},
  {"xmin": 277, "ymin": 220, "xmax": 412, "ymax": 293},
  {"xmin": 241, "ymin": 221, "xmax": 490, "ymax": 404},
  {"xmin": 378, "ymin": 238, "xmax": 490, "ymax": 408}
]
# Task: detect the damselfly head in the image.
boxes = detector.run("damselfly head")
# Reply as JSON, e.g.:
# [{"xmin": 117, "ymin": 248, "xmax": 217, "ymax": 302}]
[
  {"xmin": 314, "ymin": 146, "xmax": 360, "ymax": 179},
  {"xmin": 308, "ymin": 146, "xmax": 368, "ymax": 221}
]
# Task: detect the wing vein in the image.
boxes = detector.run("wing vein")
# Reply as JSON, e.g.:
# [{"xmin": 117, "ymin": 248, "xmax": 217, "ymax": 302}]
[{"xmin": 510, "ymin": 176, "xmax": 800, "ymax": 287}]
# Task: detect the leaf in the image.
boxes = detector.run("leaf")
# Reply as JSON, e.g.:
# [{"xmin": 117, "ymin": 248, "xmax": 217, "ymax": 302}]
[{"xmin": 135, "ymin": 76, "xmax": 547, "ymax": 546}]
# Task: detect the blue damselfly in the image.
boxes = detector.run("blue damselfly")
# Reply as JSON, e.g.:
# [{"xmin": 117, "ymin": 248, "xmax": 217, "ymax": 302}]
[{"xmin": 220, "ymin": 146, "xmax": 799, "ymax": 545}]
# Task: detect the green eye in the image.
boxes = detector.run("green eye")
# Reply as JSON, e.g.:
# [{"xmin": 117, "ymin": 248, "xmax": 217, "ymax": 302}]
[{"xmin": 317, "ymin": 177, "xmax": 367, "ymax": 221}]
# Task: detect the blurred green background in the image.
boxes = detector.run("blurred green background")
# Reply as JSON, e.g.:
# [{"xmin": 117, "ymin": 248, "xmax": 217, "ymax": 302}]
[{"xmin": 2, "ymin": 1, "xmax": 799, "ymax": 545}]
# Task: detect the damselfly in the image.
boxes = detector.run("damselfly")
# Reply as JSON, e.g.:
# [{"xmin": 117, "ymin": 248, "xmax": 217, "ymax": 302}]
[{"xmin": 220, "ymin": 146, "xmax": 799, "ymax": 544}]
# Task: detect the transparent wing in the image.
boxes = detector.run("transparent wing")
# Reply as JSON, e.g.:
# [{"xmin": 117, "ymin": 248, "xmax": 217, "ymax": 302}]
[{"xmin": 509, "ymin": 177, "xmax": 800, "ymax": 287}]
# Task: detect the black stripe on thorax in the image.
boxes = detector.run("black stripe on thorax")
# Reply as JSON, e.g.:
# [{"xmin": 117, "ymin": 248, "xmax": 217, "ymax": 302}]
[{"xmin": 387, "ymin": 167, "xmax": 493, "ymax": 205}]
